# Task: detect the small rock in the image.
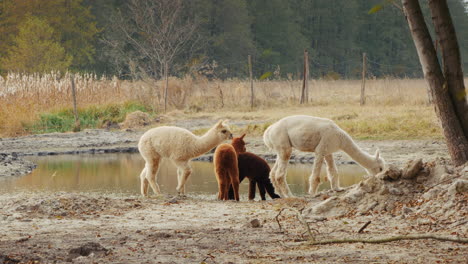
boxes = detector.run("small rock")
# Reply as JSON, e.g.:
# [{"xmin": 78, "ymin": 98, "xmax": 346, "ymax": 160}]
[{"xmin": 250, "ymin": 219, "xmax": 262, "ymax": 228}]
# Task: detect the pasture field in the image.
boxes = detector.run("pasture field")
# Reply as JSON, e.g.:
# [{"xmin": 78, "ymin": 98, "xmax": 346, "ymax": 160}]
[
  {"xmin": 1, "ymin": 74, "xmax": 466, "ymax": 264},
  {"xmin": 0, "ymin": 73, "xmax": 446, "ymax": 139}
]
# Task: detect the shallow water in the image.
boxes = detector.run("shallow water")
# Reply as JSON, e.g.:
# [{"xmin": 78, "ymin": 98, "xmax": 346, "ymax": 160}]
[{"xmin": 0, "ymin": 154, "xmax": 366, "ymax": 199}]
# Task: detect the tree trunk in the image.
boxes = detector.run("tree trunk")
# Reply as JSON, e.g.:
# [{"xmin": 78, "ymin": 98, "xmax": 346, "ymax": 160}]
[
  {"xmin": 402, "ymin": 0, "xmax": 468, "ymax": 166},
  {"xmin": 427, "ymin": 0, "xmax": 468, "ymax": 136}
]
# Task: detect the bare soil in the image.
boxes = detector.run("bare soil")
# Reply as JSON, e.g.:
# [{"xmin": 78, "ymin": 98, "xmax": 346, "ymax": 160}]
[{"xmin": 0, "ymin": 119, "xmax": 466, "ymax": 263}]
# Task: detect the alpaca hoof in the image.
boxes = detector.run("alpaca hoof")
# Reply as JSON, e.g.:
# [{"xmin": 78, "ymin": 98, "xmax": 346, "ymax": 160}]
[{"xmin": 333, "ymin": 187, "xmax": 344, "ymax": 192}]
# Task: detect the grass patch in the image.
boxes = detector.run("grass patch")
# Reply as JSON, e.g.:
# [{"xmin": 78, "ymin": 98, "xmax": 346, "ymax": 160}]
[{"xmin": 26, "ymin": 101, "xmax": 153, "ymax": 134}]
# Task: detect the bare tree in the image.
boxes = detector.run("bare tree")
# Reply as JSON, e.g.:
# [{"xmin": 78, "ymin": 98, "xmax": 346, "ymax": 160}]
[
  {"xmin": 401, "ymin": 0, "xmax": 468, "ymax": 166},
  {"xmin": 103, "ymin": 0, "xmax": 200, "ymax": 111}
]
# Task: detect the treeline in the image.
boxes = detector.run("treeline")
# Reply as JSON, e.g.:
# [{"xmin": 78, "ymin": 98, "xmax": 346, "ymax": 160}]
[{"xmin": 0, "ymin": 0, "xmax": 467, "ymax": 79}]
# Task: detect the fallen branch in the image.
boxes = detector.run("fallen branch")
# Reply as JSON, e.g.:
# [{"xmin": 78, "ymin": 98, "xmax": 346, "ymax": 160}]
[{"xmin": 309, "ymin": 234, "xmax": 468, "ymax": 245}]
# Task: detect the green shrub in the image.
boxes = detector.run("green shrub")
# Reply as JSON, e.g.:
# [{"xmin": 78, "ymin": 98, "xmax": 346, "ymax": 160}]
[{"xmin": 26, "ymin": 101, "xmax": 153, "ymax": 134}]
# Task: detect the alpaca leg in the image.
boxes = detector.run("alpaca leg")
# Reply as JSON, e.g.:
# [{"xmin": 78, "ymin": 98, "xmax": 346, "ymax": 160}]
[
  {"xmin": 325, "ymin": 154, "xmax": 343, "ymax": 192},
  {"xmin": 145, "ymin": 155, "xmax": 162, "ymax": 196},
  {"xmin": 175, "ymin": 161, "xmax": 192, "ymax": 195},
  {"xmin": 257, "ymin": 181, "xmax": 267, "ymax": 200},
  {"xmin": 269, "ymin": 161, "xmax": 280, "ymax": 195},
  {"xmin": 139, "ymin": 168, "xmax": 149, "ymax": 197},
  {"xmin": 218, "ymin": 181, "xmax": 229, "ymax": 200},
  {"xmin": 248, "ymin": 179, "xmax": 257, "ymax": 200},
  {"xmin": 275, "ymin": 150, "xmax": 293, "ymax": 198},
  {"xmin": 309, "ymin": 154, "xmax": 324, "ymax": 195},
  {"xmin": 230, "ymin": 167, "xmax": 240, "ymax": 201},
  {"xmin": 176, "ymin": 167, "xmax": 184, "ymax": 194}
]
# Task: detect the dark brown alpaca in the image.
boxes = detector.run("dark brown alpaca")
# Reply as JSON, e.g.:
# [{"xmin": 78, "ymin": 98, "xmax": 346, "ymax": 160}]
[
  {"xmin": 229, "ymin": 134, "xmax": 281, "ymax": 200},
  {"xmin": 213, "ymin": 143, "xmax": 240, "ymax": 201}
]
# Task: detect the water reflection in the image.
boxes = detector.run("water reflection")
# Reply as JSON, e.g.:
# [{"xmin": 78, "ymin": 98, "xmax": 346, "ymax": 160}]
[{"xmin": 0, "ymin": 154, "xmax": 366, "ymax": 198}]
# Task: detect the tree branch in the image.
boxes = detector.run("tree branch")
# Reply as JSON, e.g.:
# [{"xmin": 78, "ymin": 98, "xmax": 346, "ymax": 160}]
[{"xmin": 309, "ymin": 234, "xmax": 468, "ymax": 245}]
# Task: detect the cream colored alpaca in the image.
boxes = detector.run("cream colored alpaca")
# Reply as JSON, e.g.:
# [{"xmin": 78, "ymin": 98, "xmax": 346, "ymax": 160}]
[
  {"xmin": 138, "ymin": 120, "xmax": 232, "ymax": 196},
  {"xmin": 263, "ymin": 115, "xmax": 386, "ymax": 197}
]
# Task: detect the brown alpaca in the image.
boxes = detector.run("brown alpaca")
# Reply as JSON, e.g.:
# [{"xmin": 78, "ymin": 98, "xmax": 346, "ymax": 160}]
[
  {"xmin": 229, "ymin": 134, "xmax": 281, "ymax": 200},
  {"xmin": 213, "ymin": 143, "xmax": 240, "ymax": 201}
]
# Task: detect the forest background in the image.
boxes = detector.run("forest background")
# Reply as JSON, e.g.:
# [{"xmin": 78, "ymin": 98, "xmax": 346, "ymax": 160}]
[{"xmin": 1, "ymin": 0, "xmax": 467, "ymax": 79}]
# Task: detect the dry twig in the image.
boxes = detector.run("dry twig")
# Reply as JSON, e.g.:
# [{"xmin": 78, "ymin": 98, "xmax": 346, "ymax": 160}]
[
  {"xmin": 358, "ymin": 221, "xmax": 372, "ymax": 233},
  {"xmin": 275, "ymin": 207, "xmax": 315, "ymax": 241}
]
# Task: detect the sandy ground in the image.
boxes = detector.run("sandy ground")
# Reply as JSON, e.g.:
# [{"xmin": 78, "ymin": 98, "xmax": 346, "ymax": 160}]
[{"xmin": 0, "ymin": 120, "xmax": 467, "ymax": 263}]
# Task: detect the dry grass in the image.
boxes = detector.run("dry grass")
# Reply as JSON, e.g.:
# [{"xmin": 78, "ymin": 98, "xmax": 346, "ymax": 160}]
[{"xmin": 0, "ymin": 72, "xmax": 454, "ymax": 139}]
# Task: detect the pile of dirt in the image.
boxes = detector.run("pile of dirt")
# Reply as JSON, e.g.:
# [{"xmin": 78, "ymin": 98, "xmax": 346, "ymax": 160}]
[
  {"xmin": 305, "ymin": 158, "xmax": 468, "ymax": 228},
  {"xmin": 3, "ymin": 193, "xmax": 143, "ymax": 220}
]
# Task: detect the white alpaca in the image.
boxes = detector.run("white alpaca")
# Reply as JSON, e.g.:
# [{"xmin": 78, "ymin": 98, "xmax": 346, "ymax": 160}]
[
  {"xmin": 263, "ymin": 115, "xmax": 386, "ymax": 197},
  {"xmin": 138, "ymin": 120, "xmax": 232, "ymax": 196}
]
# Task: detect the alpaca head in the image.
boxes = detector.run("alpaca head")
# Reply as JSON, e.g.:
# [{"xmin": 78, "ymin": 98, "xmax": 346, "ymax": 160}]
[
  {"xmin": 212, "ymin": 119, "xmax": 233, "ymax": 142},
  {"xmin": 366, "ymin": 149, "xmax": 386, "ymax": 175},
  {"xmin": 231, "ymin": 134, "xmax": 247, "ymax": 153}
]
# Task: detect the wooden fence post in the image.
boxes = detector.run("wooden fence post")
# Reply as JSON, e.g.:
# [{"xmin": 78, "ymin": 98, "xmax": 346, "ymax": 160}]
[
  {"xmin": 70, "ymin": 74, "xmax": 80, "ymax": 132},
  {"xmin": 300, "ymin": 49, "xmax": 309, "ymax": 104},
  {"xmin": 164, "ymin": 62, "xmax": 169, "ymax": 113},
  {"xmin": 360, "ymin": 52, "xmax": 367, "ymax": 106},
  {"xmin": 248, "ymin": 55, "xmax": 254, "ymax": 108}
]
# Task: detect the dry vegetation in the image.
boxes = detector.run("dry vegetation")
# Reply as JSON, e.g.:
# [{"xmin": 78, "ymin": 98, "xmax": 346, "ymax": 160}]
[{"xmin": 0, "ymin": 72, "xmax": 448, "ymax": 139}]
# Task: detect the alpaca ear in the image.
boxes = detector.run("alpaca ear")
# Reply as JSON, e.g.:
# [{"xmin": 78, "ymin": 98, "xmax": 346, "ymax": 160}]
[
  {"xmin": 216, "ymin": 119, "xmax": 223, "ymax": 128},
  {"xmin": 240, "ymin": 133, "xmax": 246, "ymax": 139},
  {"xmin": 375, "ymin": 149, "xmax": 380, "ymax": 160},
  {"xmin": 222, "ymin": 119, "xmax": 230, "ymax": 125}
]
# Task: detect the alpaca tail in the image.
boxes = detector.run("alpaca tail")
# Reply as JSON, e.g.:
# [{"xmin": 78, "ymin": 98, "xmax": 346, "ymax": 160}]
[{"xmin": 263, "ymin": 126, "xmax": 274, "ymax": 151}]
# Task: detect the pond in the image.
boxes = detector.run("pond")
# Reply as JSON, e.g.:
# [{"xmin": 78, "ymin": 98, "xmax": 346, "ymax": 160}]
[{"xmin": 0, "ymin": 154, "xmax": 367, "ymax": 199}]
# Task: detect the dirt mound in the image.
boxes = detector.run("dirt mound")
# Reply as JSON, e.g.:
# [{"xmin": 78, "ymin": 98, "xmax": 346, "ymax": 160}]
[
  {"xmin": 4, "ymin": 192, "xmax": 143, "ymax": 219},
  {"xmin": 119, "ymin": 111, "xmax": 153, "ymax": 129},
  {"xmin": 305, "ymin": 158, "xmax": 467, "ymax": 227}
]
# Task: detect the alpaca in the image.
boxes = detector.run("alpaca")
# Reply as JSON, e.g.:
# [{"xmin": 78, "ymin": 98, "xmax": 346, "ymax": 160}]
[
  {"xmin": 138, "ymin": 120, "xmax": 232, "ymax": 197},
  {"xmin": 213, "ymin": 143, "xmax": 240, "ymax": 201},
  {"xmin": 263, "ymin": 115, "xmax": 386, "ymax": 197},
  {"xmin": 228, "ymin": 134, "xmax": 281, "ymax": 200}
]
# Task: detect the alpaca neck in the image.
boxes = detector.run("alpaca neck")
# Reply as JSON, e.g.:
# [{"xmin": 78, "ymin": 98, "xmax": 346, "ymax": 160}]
[
  {"xmin": 340, "ymin": 135, "xmax": 375, "ymax": 170},
  {"xmin": 193, "ymin": 128, "xmax": 220, "ymax": 156}
]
